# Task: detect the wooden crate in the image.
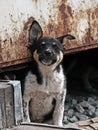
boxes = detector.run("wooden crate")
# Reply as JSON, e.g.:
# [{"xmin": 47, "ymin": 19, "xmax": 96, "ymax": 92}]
[{"xmin": 0, "ymin": 81, "xmax": 23, "ymax": 129}]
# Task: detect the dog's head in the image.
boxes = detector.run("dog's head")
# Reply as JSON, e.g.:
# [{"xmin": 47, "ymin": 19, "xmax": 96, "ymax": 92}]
[{"xmin": 28, "ymin": 21, "xmax": 75, "ymax": 68}]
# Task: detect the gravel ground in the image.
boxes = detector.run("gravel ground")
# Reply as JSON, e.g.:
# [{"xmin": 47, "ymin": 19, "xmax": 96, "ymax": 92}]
[{"xmin": 63, "ymin": 92, "xmax": 98, "ymax": 125}]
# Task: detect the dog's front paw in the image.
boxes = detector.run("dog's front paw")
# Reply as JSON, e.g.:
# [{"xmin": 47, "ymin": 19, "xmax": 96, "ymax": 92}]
[
  {"xmin": 54, "ymin": 120, "xmax": 63, "ymax": 126},
  {"xmin": 55, "ymin": 123, "xmax": 63, "ymax": 126}
]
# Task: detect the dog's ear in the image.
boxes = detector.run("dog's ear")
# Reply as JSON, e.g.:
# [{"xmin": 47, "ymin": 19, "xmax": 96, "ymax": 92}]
[
  {"xmin": 57, "ymin": 34, "xmax": 75, "ymax": 45},
  {"xmin": 29, "ymin": 20, "xmax": 43, "ymax": 44}
]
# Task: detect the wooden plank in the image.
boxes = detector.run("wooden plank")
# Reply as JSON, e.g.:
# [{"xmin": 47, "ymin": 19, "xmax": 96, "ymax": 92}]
[
  {"xmin": 0, "ymin": 81, "xmax": 23, "ymax": 129},
  {"xmin": 77, "ymin": 120, "xmax": 91, "ymax": 126},
  {"xmin": 9, "ymin": 81, "xmax": 23, "ymax": 125},
  {"xmin": 0, "ymin": 104, "xmax": 3, "ymax": 128},
  {"xmin": 4, "ymin": 84, "xmax": 15, "ymax": 127},
  {"xmin": 91, "ymin": 117, "xmax": 98, "ymax": 123},
  {"xmin": 0, "ymin": 85, "xmax": 6, "ymax": 128},
  {"xmin": 90, "ymin": 123, "xmax": 98, "ymax": 130},
  {"xmin": 9, "ymin": 123, "xmax": 83, "ymax": 130},
  {"xmin": 84, "ymin": 126, "xmax": 94, "ymax": 130}
]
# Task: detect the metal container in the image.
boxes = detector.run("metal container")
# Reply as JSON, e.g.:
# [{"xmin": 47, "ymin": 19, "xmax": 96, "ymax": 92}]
[{"xmin": 0, "ymin": 0, "xmax": 98, "ymax": 68}]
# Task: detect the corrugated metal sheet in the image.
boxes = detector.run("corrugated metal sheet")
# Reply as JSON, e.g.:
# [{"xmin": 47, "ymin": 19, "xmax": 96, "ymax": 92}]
[{"xmin": 0, "ymin": 0, "xmax": 98, "ymax": 67}]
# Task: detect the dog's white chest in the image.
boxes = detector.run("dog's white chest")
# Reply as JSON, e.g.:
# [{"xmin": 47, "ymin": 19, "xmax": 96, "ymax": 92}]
[
  {"xmin": 43, "ymin": 70, "xmax": 64, "ymax": 92},
  {"xmin": 24, "ymin": 66, "xmax": 66, "ymax": 122},
  {"xmin": 24, "ymin": 66, "xmax": 65, "ymax": 96}
]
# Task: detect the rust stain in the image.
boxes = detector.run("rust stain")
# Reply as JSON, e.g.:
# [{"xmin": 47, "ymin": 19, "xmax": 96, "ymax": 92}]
[
  {"xmin": 58, "ymin": 1, "xmax": 74, "ymax": 35},
  {"xmin": 47, "ymin": 24, "xmax": 54, "ymax": 33},
  {"xmin": 84, "ymin": 28, "xmax": 93, "ymax": 46},
  {"xmin": 0, "ymin": 44, "xmax": 2, "ymax": 53},
  {"xmin": 0, "ymin": 16, "xmax": 34, "ymax": 67},
  {"xmin": 10, "ymin": 38, "xmax": 13, "ymax": 45},
  {"xmin": 43, "ymin": 0, "xmax": 98, "ymax": 52},
  {"xmin": 23, "ymin": 17, "xmax": 34, "ymax": 30},
  {"xmin": 94, "ymin": 7, "xmax": 98, "ymax": 18},
  {"xmin": 67, "ymin": 5, "xmax": 73, "ymax": 17},
  {"xmin": 0, "ymin": 54, "xmax": 3, "ymax": 61},
  {"xmin": 59, "ymin": 3, "xmax": 68, "ymax": 34},
  {"xmin": 33, "ymin": 0, "xmax": 38, "ymax": 3},
  {"xmin": 0, "ymin": 0, "xmax": 98, "ymax": 68},
  {"xmin": 45, "ymin": 1, "xmax": 74, "ymax": 38},
  {"xmin": 6, "ymin": 51, "xmax": 11, "ymax": 59}
]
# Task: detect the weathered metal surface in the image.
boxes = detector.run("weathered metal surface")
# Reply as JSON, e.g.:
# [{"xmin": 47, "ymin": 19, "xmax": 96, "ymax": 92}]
[{"xmin": 0, "ymin": 0, "xmax": 98, "ymax": 67}]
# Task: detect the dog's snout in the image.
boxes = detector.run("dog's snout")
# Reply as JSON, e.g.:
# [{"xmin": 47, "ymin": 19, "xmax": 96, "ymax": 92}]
[{"xmin": 44, "ymin": 49, "xmax": 52, "ymax": 56}]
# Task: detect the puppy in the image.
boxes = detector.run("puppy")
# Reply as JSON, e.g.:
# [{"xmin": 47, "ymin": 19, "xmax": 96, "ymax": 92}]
[{"xmin": 23, "ymin": 20, "xmax": 75, "ymax": 126}]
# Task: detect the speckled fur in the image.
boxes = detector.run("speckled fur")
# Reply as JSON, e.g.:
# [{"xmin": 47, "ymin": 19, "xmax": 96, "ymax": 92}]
[
  {"xmin": 23, "ymin": 64, "xmax": 66, "ymax": 126},
  {"xmin": 23, "ymin": 20, "xmax": 75, "ymax": 126}
]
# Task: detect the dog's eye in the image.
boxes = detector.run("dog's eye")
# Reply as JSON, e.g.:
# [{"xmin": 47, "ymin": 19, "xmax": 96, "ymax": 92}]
[
  {"xmin": 53, "ymin": 42, "xmax": 56, "ymax": 46},
  {"xmin": 52, "ymin": 42, "xmax": 58, "ymax": 48},
  {"xmin": 41, "ymin": 42, "xmax": 46, "ymax": 45}
]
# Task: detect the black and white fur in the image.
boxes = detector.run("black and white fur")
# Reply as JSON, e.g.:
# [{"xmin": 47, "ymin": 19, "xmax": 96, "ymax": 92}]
[{"xmin": 23, "ymin": 20, "xmax": 75, "ymax": 126}]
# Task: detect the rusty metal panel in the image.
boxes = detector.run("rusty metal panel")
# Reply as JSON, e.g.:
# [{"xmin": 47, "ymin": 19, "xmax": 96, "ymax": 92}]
[
  {"xmin": 0, "ymin": 0, "xmax": 98, "ymax": 67},
  {"xmin": 0, "ymin": 0, "xmax": 34, "ymax": 67}
]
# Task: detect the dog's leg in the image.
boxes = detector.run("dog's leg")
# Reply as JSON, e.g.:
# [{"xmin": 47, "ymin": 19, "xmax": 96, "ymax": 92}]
[
  {"xmin": 23, "ymin": 97, "xmax": 31, "ymax": 122},
  {"xmin": 53, "ymin": 89, "xmax": 66, "ymax": 126}
]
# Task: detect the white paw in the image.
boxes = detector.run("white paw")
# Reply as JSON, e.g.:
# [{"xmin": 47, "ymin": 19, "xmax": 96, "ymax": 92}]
[{"xmin": 23, "ymin": 117, "xmax": 31, "ymax": 123}]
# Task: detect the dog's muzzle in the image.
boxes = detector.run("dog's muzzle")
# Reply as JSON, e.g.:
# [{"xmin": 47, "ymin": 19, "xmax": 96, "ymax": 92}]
[{"xmin": 39, "ymin": 50, "xmax": 57, "ymax": 66}]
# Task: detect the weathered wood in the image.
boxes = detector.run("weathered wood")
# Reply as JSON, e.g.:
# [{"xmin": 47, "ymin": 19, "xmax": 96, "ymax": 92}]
[
  {"xmin": 0, "ymin": 81, "xmax": 23, "ymax": 129},
  {"xmin": 0, "ymin": 83, "xmax": 8, "ymax": 128},
  {"xmin": 9, "ymin": 123, "xmax": 83, "ymax": 130},
  {"xmin": 84, "ymin": 126, "xmax": 93, "ymax": 130},
  {"xmin": 9, "ymin": 81, "xmax": 23, "ymax": 125},
  {"xmin": 77, "ymin": 117, "xmax": 98, "ymax": 130},
  {"xmin": 91, "ymin": 117, "xmax": 98, "ymax": 123},
  {"xmin": 77, "ymin": 120, "xmax": 91, "ymax": 126},
  {"xmin": 5, "ymin": 84, "xmax": 15, "ymax": 127},
  {"xmin": 90, "ymin": 123, "xmax": 98, "ymax": 130}
]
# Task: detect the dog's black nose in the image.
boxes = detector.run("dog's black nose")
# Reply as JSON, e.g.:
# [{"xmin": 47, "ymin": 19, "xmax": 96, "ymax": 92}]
[{"xmin": 44, "ymin": 49, "xmax": 52, "ymax": 56}]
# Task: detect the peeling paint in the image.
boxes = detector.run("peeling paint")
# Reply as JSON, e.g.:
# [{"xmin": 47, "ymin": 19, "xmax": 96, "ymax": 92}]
[
  {"xmin": 77, "ymin": 19, "xmax": 89, "ymax": 41},
  {"xmin": 67, "ymin": 0, "xmax": 98, "ymax": 11},
  {"xmin": 0, "ymin": 0, "xmax": 98, "ymax": 67}
]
